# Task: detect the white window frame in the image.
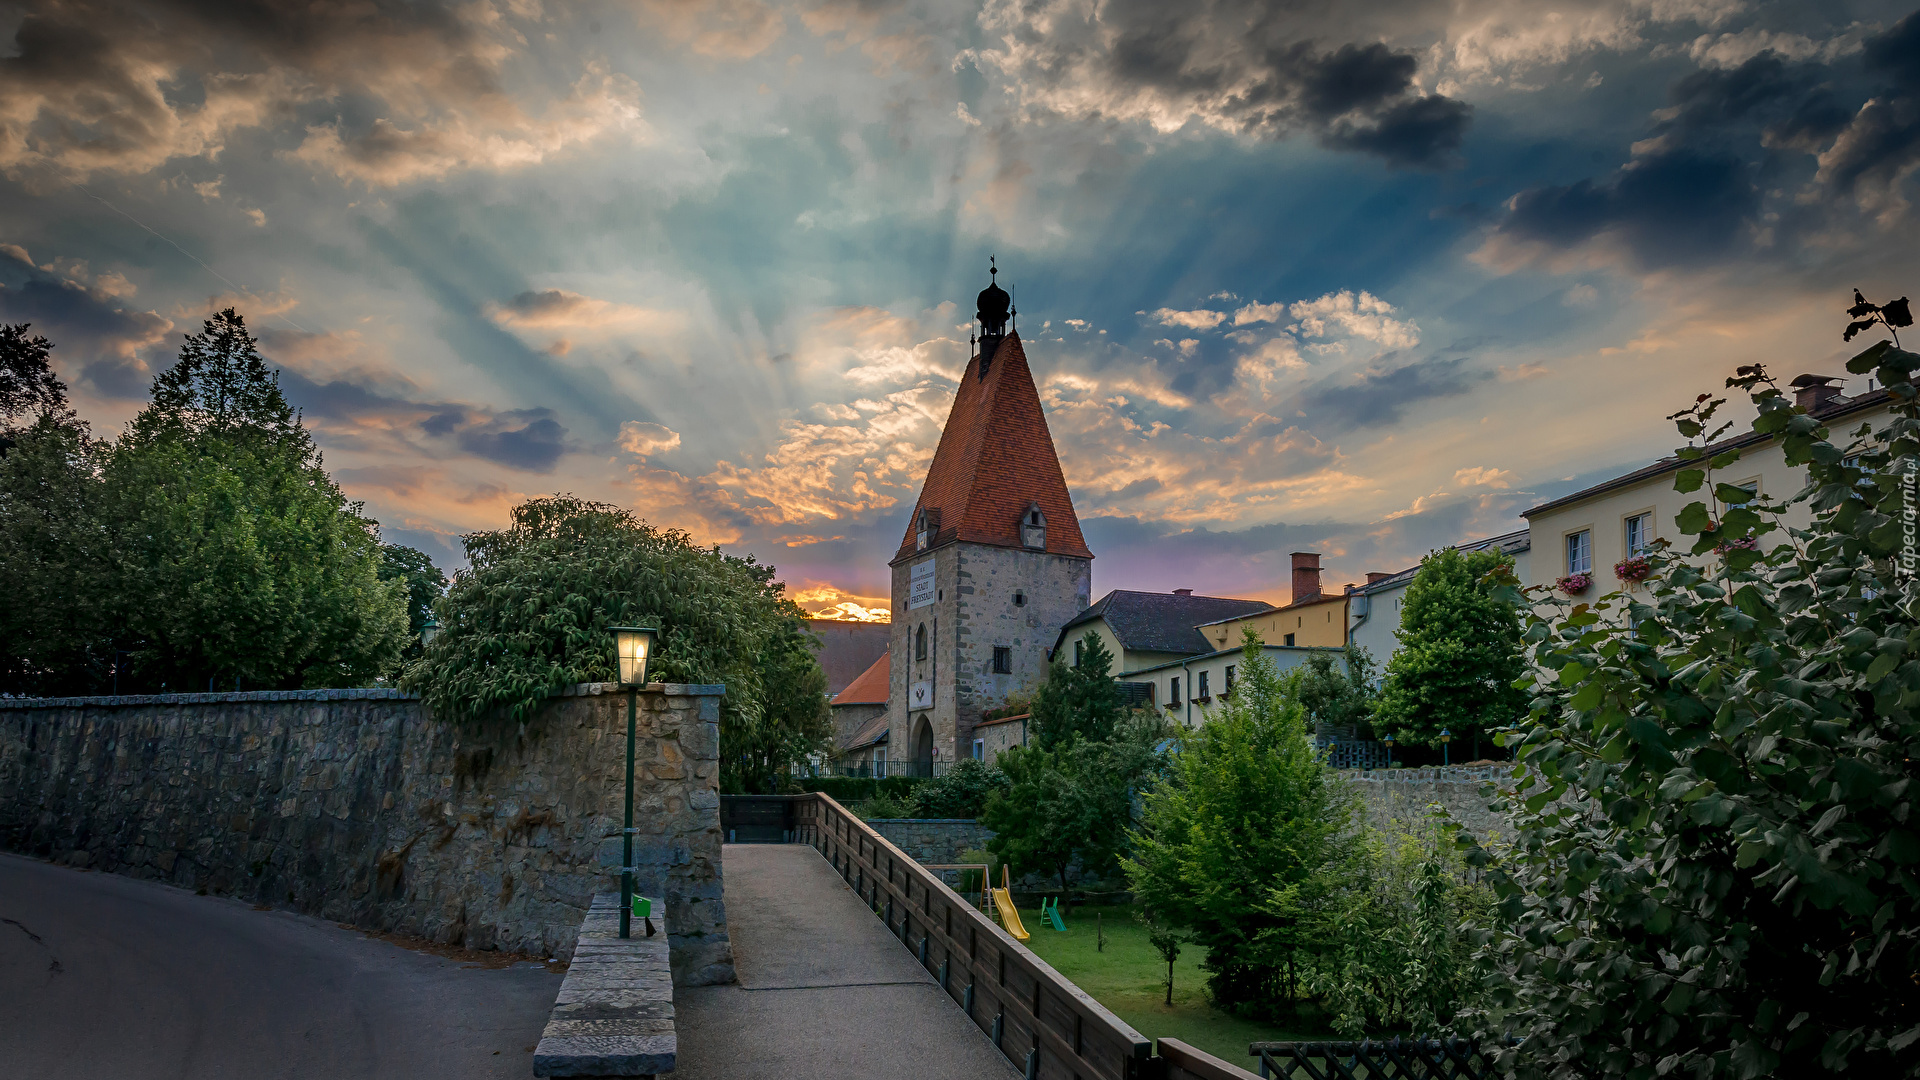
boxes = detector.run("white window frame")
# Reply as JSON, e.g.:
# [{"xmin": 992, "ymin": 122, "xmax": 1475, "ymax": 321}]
[
  {"xmin": 1624, "ymin": 512, "xmax": 1652, "ymax": 557},
  {"xmin": 1566, "ymin": 529, "xmax": 1592, "ymax": 575}
]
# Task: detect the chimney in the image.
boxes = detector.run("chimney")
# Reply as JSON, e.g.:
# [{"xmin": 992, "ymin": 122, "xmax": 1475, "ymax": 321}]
[
  {"xmin": 1172, "ymin": 588, "xmax": 1193, "ymax": 596},
  {"xmin": 1289, "ymin": 552, "xmax": 1323, "ymax": 604},
  {"xmin": 1790, "ymin": 374, "xmax": 1843, "ymax": 412},
  {"xmin": 1366, "ymin": 571, "xmax": 1390, "ymax": 584}
]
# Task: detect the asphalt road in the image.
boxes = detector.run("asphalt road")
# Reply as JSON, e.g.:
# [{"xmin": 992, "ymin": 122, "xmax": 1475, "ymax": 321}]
[{"xmin": 0, "ymin": 853, "xmax": 563, "ymax": 1079}]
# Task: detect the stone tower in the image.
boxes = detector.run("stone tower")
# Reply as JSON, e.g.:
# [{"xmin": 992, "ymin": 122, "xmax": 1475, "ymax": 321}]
[{"xmin": 886, "ymin": 263, "xmax": 1094, "ymax": 774}]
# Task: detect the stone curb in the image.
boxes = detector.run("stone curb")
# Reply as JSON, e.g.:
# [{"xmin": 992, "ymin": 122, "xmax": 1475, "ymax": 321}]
[{"xmin": 534, "ymin": 893, "xmax": 675, "ymax": 1078}]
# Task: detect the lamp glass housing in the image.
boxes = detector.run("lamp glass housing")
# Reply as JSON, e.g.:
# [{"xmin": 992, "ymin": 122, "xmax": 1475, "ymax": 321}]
[{"xmin": 611, "ymin": 626, "xmax": 657, "ymax": 686}]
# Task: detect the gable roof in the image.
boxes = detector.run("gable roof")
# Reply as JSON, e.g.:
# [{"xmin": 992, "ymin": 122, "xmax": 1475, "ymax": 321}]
[
  {"xmin": 838, "ymin": 711, "xmax": 891, "ymax": 753},
  {"xmin": 1055, "ymin": 590, "xmax": 1272, "ymax": 657},
  {"xmin": 831, "ymin": 652, "xmax": 889, "ymax": 706},
  {"xmin": 1353, "ymin": 528, "xmax": 1533, "ymax": 596},
  {"xmin": 1522, "ymin": 389, "xmax": 1892, "ymax": 520},
  {"xmin": 893, "ymin": 332, "xmax": 1092, "ymax": 563}
]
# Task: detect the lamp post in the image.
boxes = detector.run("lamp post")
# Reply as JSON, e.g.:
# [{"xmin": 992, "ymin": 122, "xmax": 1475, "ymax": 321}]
[
  {"xmin": 610, "ymin": 626, "xmax": 657, "ymax": 940},
  {"xmin": 1439, "ymin": 728, "xmax": 1452, "ymax": 767},
  {"xmin": 1382, "ymin": 733, "xmax": 1394, "ymax": 767},
  {"xmin": 420, "ymin": 617, "xmax": 439, "ymax": 647}
]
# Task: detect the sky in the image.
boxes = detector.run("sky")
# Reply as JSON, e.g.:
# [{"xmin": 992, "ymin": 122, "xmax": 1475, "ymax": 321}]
[{"xmin": 4, "ymin": 0, "xmax": 1918, "ymax": 620}]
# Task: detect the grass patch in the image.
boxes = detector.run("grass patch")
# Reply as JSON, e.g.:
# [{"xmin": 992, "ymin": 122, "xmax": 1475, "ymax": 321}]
[{"xmin": 1014, "ymin": 903, "xmax": 1331, "ymax": 1067}]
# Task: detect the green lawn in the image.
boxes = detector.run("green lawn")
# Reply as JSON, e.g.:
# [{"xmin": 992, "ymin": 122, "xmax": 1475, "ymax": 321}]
[{"xmin": 1012, "ymin": 903, "xmax": 1331, "ymax": 1067}]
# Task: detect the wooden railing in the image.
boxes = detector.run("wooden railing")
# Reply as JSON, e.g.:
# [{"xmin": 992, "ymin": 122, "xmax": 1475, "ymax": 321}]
[{"xmin": 797, "ymin": 792, "xmax": 1160, "ymax": 1080}]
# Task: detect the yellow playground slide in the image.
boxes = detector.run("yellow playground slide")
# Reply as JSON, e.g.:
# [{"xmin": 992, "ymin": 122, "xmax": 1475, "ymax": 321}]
[{"xmin": 992, "ymin": 866, "xmax": 1030, "ymax": 941}]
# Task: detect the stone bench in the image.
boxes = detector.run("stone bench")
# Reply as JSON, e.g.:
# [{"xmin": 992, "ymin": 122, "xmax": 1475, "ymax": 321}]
[{"xmin": 533, "ymin": 894, "xmax": 675, "ymax": 1078}]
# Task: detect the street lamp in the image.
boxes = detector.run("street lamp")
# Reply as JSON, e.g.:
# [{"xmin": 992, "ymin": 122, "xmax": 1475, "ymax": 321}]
[
  {"xmin": 1382, "ymin": 732, "xmax": 1394, "ymax": 767},
  {"xmin": 420, "ymin": 616, "xmax": 439, "ymax": 647},
  {"xmin": 1439, "ymin": 728, "xmax": 1452, "ymax": 767},
  {"xmin": 610, "ymin": 625, "xmax": 658, "ymax": 939}
]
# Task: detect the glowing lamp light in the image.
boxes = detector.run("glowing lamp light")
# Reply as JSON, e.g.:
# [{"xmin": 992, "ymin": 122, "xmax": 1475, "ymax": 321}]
[{"xmin": 611, "ymin": 626, "xmax": 657, "ymax": 686}]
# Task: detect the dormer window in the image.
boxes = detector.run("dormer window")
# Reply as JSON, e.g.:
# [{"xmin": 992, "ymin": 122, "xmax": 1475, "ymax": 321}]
[
  {"xmin": 916, "ymin": 506, "xmax": 941, "ymax": 551},
  {"xmin": 1020, "ymin": 502, "xmax": 1047, "ymax": 550}
]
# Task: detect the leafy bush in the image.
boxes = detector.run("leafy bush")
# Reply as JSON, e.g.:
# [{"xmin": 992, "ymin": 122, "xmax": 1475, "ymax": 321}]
[
  {"xmin": 1293, "ymin": 645, "xmax": 1379, "ymax": 739},
  {"xmin": 401, "ymin": 495, "xmax": 829, "ymax": 792},
  {"xmin": 910, "ymin": 758, "xmax": 1010, "ymax": 818},
  {"xmin": 1296, "ymin": 817, "xmax": 1490, "ymax": 1036},
  {"xmin": 1464, "ymin": 298, "xmax": 1920, "ymax": 1077},
  {"xmin": 1030, "ymin": 631, "xmax": 1124, "ymax": 749},
  {"xmin": 795, "ymin": 775, "xmax": 923, "ymax": 804},
  {"xmin": 855, "ymin": 791, "xmax": 915, "ymax": 820}
]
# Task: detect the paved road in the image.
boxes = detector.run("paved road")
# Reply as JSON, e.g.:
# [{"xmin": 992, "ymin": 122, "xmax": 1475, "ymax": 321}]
[
  {"xmin": 0, "ymin": 853, "xmax": 562, "ymax": 1079},
  {"xmin": 673, "ymin": 843, "xmax": 1016, "ymax": 1080}
]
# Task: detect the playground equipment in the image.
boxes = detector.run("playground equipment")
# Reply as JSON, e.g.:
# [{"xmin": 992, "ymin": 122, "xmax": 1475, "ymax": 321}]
[
  {"xmin": 1039, "ymin": 896, "xmax": 1066, "ymax": 932},
  {"xmin": 924, "ymin": 863, "xmax": 991, "ymax": 915},
  {"xmin": 991, "ymin": 865, "xmax": 1030, "ymax": 941}
]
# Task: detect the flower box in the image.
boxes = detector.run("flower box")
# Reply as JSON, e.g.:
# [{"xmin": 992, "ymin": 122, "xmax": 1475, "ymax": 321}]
[
  {"xmin": 1556, "ymin": 572, "xmax": 1592, "ymax": 595},
  {"xmin": 1614, "ymin": 556, "xmax": 1652, "ymax": 583}
]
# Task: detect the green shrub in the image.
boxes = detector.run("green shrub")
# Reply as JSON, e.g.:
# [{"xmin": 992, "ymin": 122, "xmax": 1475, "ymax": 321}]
[
  {"xmin": 855, "ymin": 791, "xmax": 914, "ymax": 820},
  {"xmin": 910, "ymin": 758, "xmax": 1010, "ymax": 818},
  {"xmin": 797, "ymin": 776, "xmax": 922, "ymax": 804}
]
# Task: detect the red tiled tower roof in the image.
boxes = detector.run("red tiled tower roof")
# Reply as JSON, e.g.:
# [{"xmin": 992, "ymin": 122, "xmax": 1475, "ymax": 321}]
[{"xmin": 893, "ymin": 331, "xmax": 1092, "ymax": 563}]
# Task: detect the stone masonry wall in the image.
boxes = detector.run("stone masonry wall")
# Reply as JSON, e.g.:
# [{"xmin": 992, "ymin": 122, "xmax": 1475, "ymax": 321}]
[
  {"xmin": 867, "ymin": 818, "xmax": 997, "ymax": 865},
  {"xmin": 1344, "ymin": 765, "xmax": 1517, "ymax": 842},
  {"xmin": 0, "ymin": 683, "xmax": 734, "ymax": 986}
]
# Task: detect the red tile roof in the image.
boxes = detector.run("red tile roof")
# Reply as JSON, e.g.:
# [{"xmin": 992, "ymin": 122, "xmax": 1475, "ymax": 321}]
[
  {"xmin": 893, "ymin": 332, "xmax": 1092, "ymax": 562},
  {"xmin": 831, "ymin": 652, "xmax": 889, "ymax": 706}
]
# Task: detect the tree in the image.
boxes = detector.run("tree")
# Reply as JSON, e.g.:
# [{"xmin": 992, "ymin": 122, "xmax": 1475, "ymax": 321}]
[
  {"xmin": 401, "ymin": 495, "xmax": 830, "ymax": 791},
  {"xmin": 0, "ymin": 411, "xmax": 111, "ymax": 695},
  {"xmin": 1374, "ymin": 546, "xmax": 1526, "ymax": 751},
  {"xmin": 1464, "ymin": 293, "xmax": 1920, "ymax": 1077},
  {"xmin": 102, "ymin": 312, "xmax": 405, "ymax": 690},
  {"xmin": 0, "ymin": 323, "xmax": 67, "ymax": 431},
  {"xmin": 1030, "ymin": 630, "xmax": 1124, "ymax": 749},
  {"xmin": 983, "ymin": 744, "xmax": 1099, "ymax": 899},
  {"xmin": 1140, "ymin": 908, "xmax": 1186, "ymax": 1006},
  {"xmin": 379, "ymin": 543, "xmax": 449, "ymax": 663},
  {"xmin": 1127, "ymin": 630, "xmax": 1361, "ymax": 1012},
  {"xmin": 1294, "ymin": 644, "xmax": 1378, "ymax": 739}
]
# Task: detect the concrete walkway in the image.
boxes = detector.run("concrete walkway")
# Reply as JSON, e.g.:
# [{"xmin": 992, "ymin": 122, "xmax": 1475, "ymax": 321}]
[
  {"xmin": 672, "ymin": 844, "xmax": 1016, "ymax": 1079},
  {"xmin": 0, "ymin": 853, "xmax": 562, "ymax": 1079}
]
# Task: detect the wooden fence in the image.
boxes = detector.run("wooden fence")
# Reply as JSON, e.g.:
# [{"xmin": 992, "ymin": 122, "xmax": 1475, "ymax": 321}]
[
  {"xmin": 774, "ymin": 793, "xmax": 1265, "ymax": 1080},
  {"xmin": 1252, "ymin": 1039, "xmax": 1509, "ymax": 1080}
]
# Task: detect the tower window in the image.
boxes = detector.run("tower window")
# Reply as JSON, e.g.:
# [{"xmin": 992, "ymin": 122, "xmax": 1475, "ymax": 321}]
[
  {"xmin": 1013, "ymin": 590, "xmax": 1026, "ymax": 607},
  {"xmin": 992, "ymin": 647, "xmax": 1011, "ymax": 674},
  {"xmin": 915, "ymin": 623, "xmax": 927, "ymax": 661}
]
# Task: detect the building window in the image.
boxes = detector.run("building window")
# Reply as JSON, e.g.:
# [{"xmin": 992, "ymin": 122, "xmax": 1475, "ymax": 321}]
[
  {"xmin": 1225, "ymin": 665, "xmax": 1236, "ymax": 695},
  {"xmin": 1625, "ymin": 513, "xmax": 1652, "ymax": 557},
  {"xmin": 1728, "ymin": 481, "xmax": 1758, "ymax": 507},
  {"xmin": 1013, "ymin": 590, "xmax": 1026, "ymax": 607},
  {"xmin": 972, "ymin": 739, "xmax": 985, "ymax": 760},
  {"xmin": 992, "ymin": 646, "xmax": 1011, "ymax": 674},
  {"xmin": 1073, "ymin": 640, "xmax": 1084, "ymax": 667},
  {"xmin": 1284, "ymin": 633, "xmax": 1296, "ymax": 646},
  {"xmin": 1566, "ymin": 530, "xmax": 1592, "ymax": 575},
  {"xmin": 915, "ymin": 623, "xmax": 927, "ymax": 661},
  {"xmin": 1198, "ymin": 671, "xmax": 1210, "ymax": 699},
  {"xmin": 1169, "ymin": 677, "xmax": 1181, "ymax": 705}
]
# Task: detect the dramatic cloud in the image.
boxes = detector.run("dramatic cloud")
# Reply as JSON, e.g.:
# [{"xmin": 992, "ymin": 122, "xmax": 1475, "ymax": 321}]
[
  {"xmin": 1299, "ymin": 357, "xmax": 1488, "ymax": 430},
  {"xmin": 972, "ymin": 0, "xmax": 1472, "ymax": 167},
  {"xmin": 619, "ymin": 421, "xmax": 683, "ymax": 458}
]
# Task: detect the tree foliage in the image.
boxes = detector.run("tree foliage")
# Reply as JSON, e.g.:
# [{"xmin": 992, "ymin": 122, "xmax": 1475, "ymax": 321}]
[
  {"xmin": 1466, "ymin": 296, "xmax": 1920, "ymax": 1077},
  {"xmin": 1374, "ymin": 545, "xmax": 1527, "ymax": 748},
  {"xmin": 1127, "ymin": 630, "xmax": 1362, "ymax": 1010},
  {"xmin": 0, "ymin": 312, "xmax": 406, "ymax": 693},
  {"xmin": 1030, "ymin": 630, "xmax": 1124, "ymax": 749},
  {"xmin": 401, "ymin": 495, "xmax": 830, "ymax": 791},
  {"xmin": 1295, "ymin": 644, "xmax": 1379, "ymax": 738},
  {"xmin": 379, "ymin": 543, "xmax": 448, "ymax": 666}
]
